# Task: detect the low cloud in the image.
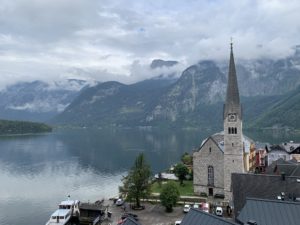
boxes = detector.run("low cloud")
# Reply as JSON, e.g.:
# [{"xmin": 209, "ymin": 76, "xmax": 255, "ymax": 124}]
[{"xmin": 0, "ymin": 0, "xmax": 300, "ymax": 87}]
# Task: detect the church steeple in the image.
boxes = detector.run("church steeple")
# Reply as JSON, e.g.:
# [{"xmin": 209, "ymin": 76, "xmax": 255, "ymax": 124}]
[
  {"xmin": 224, "ymin": 42, "xmax": 241, "ymax": 119},
  {"xmin": 223, "ymin": 41, "xmax": 244, "ymax": 201}
]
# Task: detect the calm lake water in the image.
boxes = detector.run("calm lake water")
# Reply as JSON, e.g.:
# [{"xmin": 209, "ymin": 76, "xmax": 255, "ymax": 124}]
[{"xmin": 0, "ymin": 127, "xmax": 299, "ymax": 225}]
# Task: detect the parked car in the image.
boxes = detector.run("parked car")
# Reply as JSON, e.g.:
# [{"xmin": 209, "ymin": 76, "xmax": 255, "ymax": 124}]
[
  {"xmin": 116, "ymin": 198, "xmax": 124, "ymax": 206},
  {"xmin": 183, "ymin": 204, "xmax": 191, "ymax": 213},
  {"xmin": 201, "ymin": 203, "xmax": 209, "ymax": 213},
  {"xmin": 215, "ymin": 206, "xmax": 223, "ymax": 217},
  {"xmin": 175, "ymin": 220, "xmax": 181, "ymax": 225}
]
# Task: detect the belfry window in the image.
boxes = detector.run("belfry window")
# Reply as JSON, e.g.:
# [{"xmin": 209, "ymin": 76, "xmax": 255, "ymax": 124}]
[
  {"xmin": 228, "ymin": 127, "xmax": 237, "ymax": 134},
  {"xmin": 208, "ymin": 166, "xmax": 214, "ymax": 186}
]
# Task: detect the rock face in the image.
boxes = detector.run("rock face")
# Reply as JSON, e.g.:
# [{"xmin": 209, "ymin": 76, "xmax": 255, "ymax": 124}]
[
  {"xmin": 52, "ymin": 50, "xmax": 300, "ymax": 128},
  {"xmin": 3, "ymin": 49, "xmax": 300, "ymax": 128},
  {"xmin": 146, "ymin": 60, "xmax": 226, "ymax": 123},
  {"xmin": 0, "ymin": 79, "xmax": 90, "ymax": 122},
  {"xmin": 52, "ymin": 78, "xmax": 175, "ymax": 127}
]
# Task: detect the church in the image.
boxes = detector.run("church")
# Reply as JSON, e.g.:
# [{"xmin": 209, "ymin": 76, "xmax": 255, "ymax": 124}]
[{"xmin": 193, "ymin": 43, "xmax": 253, "ymax": 201}]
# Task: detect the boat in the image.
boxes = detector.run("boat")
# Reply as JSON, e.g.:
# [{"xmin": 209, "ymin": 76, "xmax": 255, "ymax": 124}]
[
  {"xmin": 59, "ymin": 199, "xmax": 80, "ymax": 217},
  {"xmin": 45, "ymin": 197, "xmax": 80, "ymax": 225},
  {"xmin": 46, "ymin": 209, "xmax": 72, "ymax": 225}
]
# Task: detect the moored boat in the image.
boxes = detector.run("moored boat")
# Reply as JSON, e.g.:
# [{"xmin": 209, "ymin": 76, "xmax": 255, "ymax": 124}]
[
  {"xmin": 45, "ymin": 196, "xmax": 80, "ymax": 225},
  {"xmin": 46, "ymin": 209, "xmax": 71, "ymax": 225},
  {"xmin": 59, "ymin": 199, "xmax": 80, "ymax": 217}
]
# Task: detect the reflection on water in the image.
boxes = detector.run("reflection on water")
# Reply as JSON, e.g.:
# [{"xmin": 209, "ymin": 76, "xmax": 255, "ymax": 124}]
[
  {"xmin": 0, "ymin": 128, "xmax": 210, "ymax": 225},
  {"xmin": 0, "ymin": 128, "xmax": 299, "ymax": 225}
]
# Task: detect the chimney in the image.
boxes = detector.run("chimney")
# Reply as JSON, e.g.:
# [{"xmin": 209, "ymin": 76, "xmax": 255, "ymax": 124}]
[{"xmin": 281, "ymin": 172, "xmax": 286, "ymax": 181}]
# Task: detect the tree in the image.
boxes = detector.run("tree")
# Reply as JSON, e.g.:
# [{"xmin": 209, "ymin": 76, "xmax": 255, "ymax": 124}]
[
  {"xmin": 160, "ymin": 181, "xmax": 180, "ymax": 212},
  {"xmin": 120, "ymin": 153, "xmax": 151, "ymax": 208},
  {"xmin": 181, "ymin": 152, "xmax": 193, "ymax": 165},
  {"xmin": 174, "ymin": 163, "xmax": 189, "ymax": 185}
]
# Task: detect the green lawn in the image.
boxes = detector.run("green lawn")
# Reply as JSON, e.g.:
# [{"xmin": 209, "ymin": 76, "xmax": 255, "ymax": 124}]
[{"xmin": 151, "ymin": 180, "xmax": 194, "ymax": 196}]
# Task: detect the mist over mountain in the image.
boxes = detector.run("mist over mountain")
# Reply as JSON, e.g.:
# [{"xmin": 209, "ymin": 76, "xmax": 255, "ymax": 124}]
[
  {"xmin": 1, "ymin": 52, "xmax": 300, "ymax": 129},
  {"xmin": 51, "ymin": 54, "xmax": 300, "ymax": 129},
  {"xmin": 0, "ymin": 79, "xmax": 92, "ymax": 122}
]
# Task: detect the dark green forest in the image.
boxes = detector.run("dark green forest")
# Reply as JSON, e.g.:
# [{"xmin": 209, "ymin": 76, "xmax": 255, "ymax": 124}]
[{"xmin": 0, "ymin": 120, "xmax": 52, "ymax": 135}]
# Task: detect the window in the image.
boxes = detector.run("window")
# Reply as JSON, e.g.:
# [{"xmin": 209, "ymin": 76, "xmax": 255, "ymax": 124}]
[
  {"xmin": 208, "ymin": 166, "xmax": 214, "ymax": 186},
  {"xmin": 228, "ymin": 127, "xmax": 237, "ymax": 134},
  {"xmin": 209, "ymin": 147, "xmax": 211, "ymax": 153}
]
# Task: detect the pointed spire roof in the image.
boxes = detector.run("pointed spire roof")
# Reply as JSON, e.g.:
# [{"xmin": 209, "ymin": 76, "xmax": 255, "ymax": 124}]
[{"xmin": 224, "ymin": 42, "xmax": 242, "ymax": 119}]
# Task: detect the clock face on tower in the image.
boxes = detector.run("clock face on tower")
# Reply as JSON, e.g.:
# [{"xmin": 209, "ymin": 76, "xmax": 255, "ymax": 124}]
[{"xmin": 228, "ymin": 113, "xmax": 237, "ymax": 122}]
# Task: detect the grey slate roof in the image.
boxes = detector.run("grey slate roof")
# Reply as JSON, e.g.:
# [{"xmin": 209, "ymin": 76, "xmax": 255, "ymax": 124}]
[
  {"xmin": 121, "ymin": 217, "xmax": 141, "ymax": 225},
  {"xmin": 281, "ymin": 142, "xmax": 300, "ymax": 153},
  {"xmin": 180, "ymin": 208, "xmax": 238, "ymax": 225},
  {"xmin": 237, "ymin": 198, "xmax": 300, "ymax": 225},
  {"xmin": 199, "ymin": 131, "xmax": 253, "ymax": 153},
  {"xmin": 265, "ymin": 158, "xmax": 300, "ymax": 176},
  {"xmin": 232, "ymin": 173, "xmax": 300, "ymax": 217}
]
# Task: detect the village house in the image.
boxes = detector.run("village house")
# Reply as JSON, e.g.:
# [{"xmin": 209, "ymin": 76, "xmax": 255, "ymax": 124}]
[
  {"xmin": 265, "ymin": 144, "xmax": 292, "ymax": 166},
  {"xmin": 248, "ymin": 142, "xmax": 268, "ymax": 173}
]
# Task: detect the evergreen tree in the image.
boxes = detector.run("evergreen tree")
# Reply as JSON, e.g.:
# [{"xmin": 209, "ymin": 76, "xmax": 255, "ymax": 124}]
[{"xmin": 120, "ymin": 153, "xmax": 151, "ymax": 208}]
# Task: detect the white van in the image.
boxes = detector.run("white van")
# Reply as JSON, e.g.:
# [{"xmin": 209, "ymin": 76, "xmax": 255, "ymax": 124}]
[{"xmin": 215, "ymin": 206, "xmax": 223, "ymax": 216}]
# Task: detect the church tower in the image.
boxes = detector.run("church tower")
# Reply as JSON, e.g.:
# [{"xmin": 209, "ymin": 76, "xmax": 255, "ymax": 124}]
[{"xmin": 223, "ymin": 42, "xmax": 244, "ymax": 200}]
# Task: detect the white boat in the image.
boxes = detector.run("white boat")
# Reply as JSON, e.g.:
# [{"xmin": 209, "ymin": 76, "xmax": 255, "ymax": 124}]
[
  {"xmin": 46, "ymin": 209, "xmax": 72, "ymax": 225},
  {"xmin": 59, "ymin": 199, "xmax": 80, "ymax": 217},
  {"xmin": 45, "ymin": 197, "xmax": 80, "ymax": 225}
]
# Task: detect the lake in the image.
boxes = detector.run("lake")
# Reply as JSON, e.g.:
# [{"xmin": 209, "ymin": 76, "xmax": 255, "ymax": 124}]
[{"xmin": 0, "ymin": 127, "xmax": 299, "ymax": 225}]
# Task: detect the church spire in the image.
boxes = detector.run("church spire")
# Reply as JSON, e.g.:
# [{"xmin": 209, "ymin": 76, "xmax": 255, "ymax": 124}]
[{"xmin": 224, "ymin": 41, "xmax": 241, "ymax": 119}]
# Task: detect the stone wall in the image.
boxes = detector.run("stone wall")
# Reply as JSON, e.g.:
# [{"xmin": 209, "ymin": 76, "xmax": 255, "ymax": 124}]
[{"xmin": 193, "ymin": 137, "xmax": 224, "ymax": 196}]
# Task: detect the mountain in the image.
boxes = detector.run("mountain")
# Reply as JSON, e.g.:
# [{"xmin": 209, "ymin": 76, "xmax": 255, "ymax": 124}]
[
  {"xmin": 52, "ymin": 78, "xmax": 175, "ymax": 127},
  {"xmin": 52, "ymin": 51, "xmax": 300, "ymax": 129},
  {"xmin": 145, "ymin": 60, "xmax": 226, "ymax": 128},
  {"xmin": 150, "ymin": 59, "xmax": 178, "ymax": 69},
  {"xmin": 248, "ymin": 86, "xmax": 300, "ymax": 128},
  {"xmin": 0, "ymin": 79, "xmax": 91, "ymax": 122}
]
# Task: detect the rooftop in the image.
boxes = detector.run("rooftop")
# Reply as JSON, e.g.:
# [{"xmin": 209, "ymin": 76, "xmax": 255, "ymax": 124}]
[
  {"xmin": 237, "ymin": 198, "xmax": 300, "ymax": 225},
  {"xmin": 180, "ymin": 208, "xmax": 238, "ymax": 225},
  {"xmin": 121, "ymin": 217, "xmax": 141, "ymax": 225},
  {"xmin": 80, "ymin": 202, "xmax": 106, "ymax": 211},
  {"xmin": 199, "ymin": 131, "xmax": 253, "ymax": 153},
  {"xmin": 265, "ymin": 158, "xmax": 300, "ymax": 176},
  {"xmin": 232, "ymin": 173, "xmax": 300, "ymax": 217}
]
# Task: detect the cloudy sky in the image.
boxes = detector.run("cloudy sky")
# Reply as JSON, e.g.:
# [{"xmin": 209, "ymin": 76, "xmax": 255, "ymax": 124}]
[{"xmin": 0, "ymin": 0, "xmax": 300, "ymax": 87}]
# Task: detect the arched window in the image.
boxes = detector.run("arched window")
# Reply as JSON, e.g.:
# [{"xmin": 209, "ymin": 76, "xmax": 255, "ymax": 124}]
[
  {"xmin": 234, "ymin": 127, "xmax": 237, "ymax": 134},
  {"xmin": 228, "ymin": 127, "xmax": 231, "ymax": 134},
  {"xmin": 208, "ymin": 166, "xmax": 214, "ymax": 186}
]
